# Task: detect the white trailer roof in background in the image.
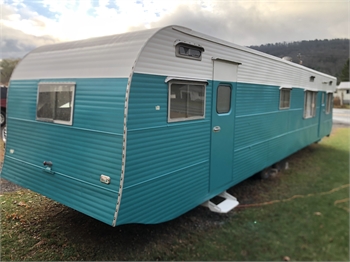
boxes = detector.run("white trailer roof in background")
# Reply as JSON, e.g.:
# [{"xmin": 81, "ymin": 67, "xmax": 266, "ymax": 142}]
[{"xmin": 337, "ymin": 82, "xmax": 350, "ymax": 89}]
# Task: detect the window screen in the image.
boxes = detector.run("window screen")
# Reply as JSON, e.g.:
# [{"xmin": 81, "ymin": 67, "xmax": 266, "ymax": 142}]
[
  {"xmin": 168, "ymin": 82, "xmax": 205, "ymax": 122},
  {"xmin": 326, "ymin": 93, "xmax": 332, "ymax": 114},
  {"xmin": 304, "ymin": 91, "xmax": 317, "ymax": 118},
  {"xmin": 217, "ymin": 85, "xmax": 231, "ymax": 114},
  {"xmin": 279, "ymin": 88, "xmax": 291, "ymax": 109},
  {"xmin": 37, "ymin": 83, "xmax": 75, "ymax": 125}
]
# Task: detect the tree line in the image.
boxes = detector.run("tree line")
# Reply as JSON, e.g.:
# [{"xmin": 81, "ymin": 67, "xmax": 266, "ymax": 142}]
[{"xmin": 249, "ymin": 39, "xmax": 349, "ymax": 83}]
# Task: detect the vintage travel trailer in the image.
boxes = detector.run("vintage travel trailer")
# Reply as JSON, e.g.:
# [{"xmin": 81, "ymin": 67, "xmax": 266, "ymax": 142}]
[{"xmin": 1, "ymin": 25, "xmax": 336, "ymax": 226}]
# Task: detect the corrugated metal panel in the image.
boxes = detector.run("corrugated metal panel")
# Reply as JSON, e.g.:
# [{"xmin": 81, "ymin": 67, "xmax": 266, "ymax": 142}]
[
  {"xmin": 117, "ymin": 163, "xmax": 209, "ymax": 225},
  {"xmin": 231, "ymin": 83, "xmax": 328, "ymax": 186},
  {"xmin": 125, "ymin": 124, "xmax": 210, "ymax": 187},
  {"xmin": 135, "ymin": 26, "xmax": 336, "ymax": 92},
  {"xmin": 11, "ymin": 28, "xmax": 160, "ymax": 80},
  {"xmin": 1, "ymin": 78, "xmax": 126, "ymax": 225},
  {"xmin": 3, "ymin": 156, "xmax": 117, "ymax": 224},
  {"xmin": 117, "ymin": 73, "xmax": 211, "ymax": 224},
  {"xmin": 118, "ymin": 77, "xmax": 334, "ymax": 224},
  {"xmin": 126, "ymin": 74, "xmax": 169, "ymax": 130},
  {"xmin": 235, "ymin": 83, "xmax": 279, "ymax": 116}
]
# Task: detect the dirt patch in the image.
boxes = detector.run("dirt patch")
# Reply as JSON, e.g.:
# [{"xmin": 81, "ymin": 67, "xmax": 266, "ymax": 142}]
[{"xmin": 0, "ymin": 178, "xmax": 22, "ymax": 193}]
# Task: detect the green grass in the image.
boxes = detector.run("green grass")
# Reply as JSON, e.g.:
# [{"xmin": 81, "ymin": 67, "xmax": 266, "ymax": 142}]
[
  {"xmin": 334, "ymin": 104, "xmax": 350, "ymax": 109},
  {"xmin": 1, "ymin": 127, "xmax": 349, "ymax": 261}
]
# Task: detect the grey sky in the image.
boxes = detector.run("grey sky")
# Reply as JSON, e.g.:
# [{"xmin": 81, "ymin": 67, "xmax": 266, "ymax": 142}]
[{"xmin": 1, "ymin": 0, "xmax": 349, "ymax": 59}]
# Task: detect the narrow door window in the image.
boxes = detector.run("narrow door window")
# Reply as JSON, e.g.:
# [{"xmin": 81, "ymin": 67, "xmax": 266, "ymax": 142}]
[{"xmin": 216, "ymin": 85, "xmax": 231, "ymax": 114}]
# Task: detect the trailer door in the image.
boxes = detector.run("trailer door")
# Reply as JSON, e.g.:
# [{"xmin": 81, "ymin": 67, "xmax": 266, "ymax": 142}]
[{"xmin": 210, "ymin": 59, "xmax": 239, "ymax": 192}]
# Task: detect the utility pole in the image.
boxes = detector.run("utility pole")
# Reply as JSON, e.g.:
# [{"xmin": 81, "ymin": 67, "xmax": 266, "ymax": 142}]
[{"xmin": 297, "ymin": 53, "xmax": 302, "ymax": 65}]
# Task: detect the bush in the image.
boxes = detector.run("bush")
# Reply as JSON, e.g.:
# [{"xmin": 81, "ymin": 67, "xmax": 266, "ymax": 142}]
[{"xmin": 334, "ymin": 96, "xmax": 340, "ymax": 106}]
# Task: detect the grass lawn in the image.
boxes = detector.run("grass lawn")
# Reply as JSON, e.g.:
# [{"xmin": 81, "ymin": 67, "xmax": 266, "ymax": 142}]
[{"xmin": 1, "ymin": 127, "xmax": 349, "ymax": 261}]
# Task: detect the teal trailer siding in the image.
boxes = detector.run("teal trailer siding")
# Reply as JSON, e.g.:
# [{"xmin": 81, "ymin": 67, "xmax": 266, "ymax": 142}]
[
  {"xmin": 232, "ymin": 85, "xmax": 332, "ymax": 186},
  {"xmin": 117, "ymin": 73, "xmax": 212, "ymax": 224},
  {"xmin": 1, "ymin": 78, "xmax": 127, "ymax": 225},
  {"xmin": 1, "ymin": 26, "xmax": 336, "ymax": 227},
  {"xmin": 117, "ymin": 75, "xmax": 333, "ymax": 225},
  {"xmin": 1, "ymin": 75, "xmax": 334, "ymax": 226}
]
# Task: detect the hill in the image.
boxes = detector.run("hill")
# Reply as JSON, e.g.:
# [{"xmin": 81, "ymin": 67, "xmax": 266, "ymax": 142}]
[{"xmin": 249, "ymin": 39, "xmax": 349, "ymax": 81}]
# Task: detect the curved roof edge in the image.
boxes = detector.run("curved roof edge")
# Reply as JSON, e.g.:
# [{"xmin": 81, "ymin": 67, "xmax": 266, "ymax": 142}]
[{"xmin": 11, "ymin": 27, "xmax": 164, "ymax": 80}]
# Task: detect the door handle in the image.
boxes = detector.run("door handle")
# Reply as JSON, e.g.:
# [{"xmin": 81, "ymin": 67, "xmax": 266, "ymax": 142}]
[{"xmin": 213, "ymin": 126, "xmax": 221, "ymax": 132}]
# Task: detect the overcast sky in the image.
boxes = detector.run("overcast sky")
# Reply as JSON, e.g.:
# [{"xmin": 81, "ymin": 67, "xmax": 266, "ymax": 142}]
[{"xmin": 1, "ymin": 0, "xmax": 349, "ymax": 59}]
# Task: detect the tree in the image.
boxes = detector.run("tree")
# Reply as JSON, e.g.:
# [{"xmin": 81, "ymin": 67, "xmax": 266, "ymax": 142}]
[
  {"xmin": 0, "ymin": 58, "xmax": 21, "ymax": 85},
  {"xmin": 340, "ymin": 58, "xmax": 349, "ymax": 82}
]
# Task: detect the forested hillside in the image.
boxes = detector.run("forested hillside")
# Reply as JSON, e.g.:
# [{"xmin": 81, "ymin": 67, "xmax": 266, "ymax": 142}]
[{"xmin": 249, "ymin": 39, "xmax": 349, "ymax": 81}]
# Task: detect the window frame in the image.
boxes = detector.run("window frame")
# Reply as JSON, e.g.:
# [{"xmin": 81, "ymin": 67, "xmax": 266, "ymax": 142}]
[
  {"xmin": 167, "ymin": 81, "xmax": 206, "ymax": 123},
  {"xmin": 326, "ymin": 93, "xmax": 332, "ymax": 114},
  {"xmin": 175, "ymin": 43, "xmax": 204, "ymax": 61},
  {"xmin": 321, "ymin": 92, "xmax": 325, "ymax": 105},
  {"xmin": 279, "ymin": 87, "xmax": 291, "ymax": 109},
  {"xmin": 36, "ymin": 82, "xmax": 76, "ymax": 125},
  {"xmin": 303, "ymin": 90, "xmax": 317, "ymax": 119}
]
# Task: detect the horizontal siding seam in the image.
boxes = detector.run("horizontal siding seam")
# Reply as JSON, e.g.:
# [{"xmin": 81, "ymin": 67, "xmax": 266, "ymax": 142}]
[
  {"xmin": 236, "ymin": 108, "xmax": 303, "ymax": 118},
  {"xmin": 128, "ymin": 120, "xmax": 211, "ymax": 132},
  {"xmin": 4, "ymin": 155, "xmax": 119, "ymax": 193},
  {"xmin": 123, "ymin": 159, "xmax": 209, "ymax": 190},
  {"xmin": 234, "ymin": 123, "xmax": 319, "ymax": 152},
  {"xmin": 7, "ymin": 117, "xmax": 123, "ymax": 136}
]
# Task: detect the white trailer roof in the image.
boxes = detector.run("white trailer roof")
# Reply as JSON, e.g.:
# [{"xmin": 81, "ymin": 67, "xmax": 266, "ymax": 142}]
[
  {"xmin": 11, "ymin": 25, "xmax": 336, "ymax": 92},
  {"xmin": 11, "ymin": 27, "xmax": 160, "ymax": 80}
]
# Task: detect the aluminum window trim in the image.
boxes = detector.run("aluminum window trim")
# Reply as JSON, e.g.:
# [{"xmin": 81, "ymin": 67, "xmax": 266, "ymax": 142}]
[
  {"xmin": 165, "ymin": 76, "xmax": 208, "ymax": 84},
  {"xmin": 216, "ymin": 84, "xmax": 232, "ymax": 114},
  {"xmin": 174, "ymin": 42, "xmax": 204, "ymax": 61},
  {"xmin": 279, "ymin": 88, "xmax": 291, "ymax": 110},
  {"xmin": 36, "ymin": 82, "xmax": 76, "ymax": 126},
  {"xmin": 167, "ymin": 81, "xmax": 207, "ymax": 123}
]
